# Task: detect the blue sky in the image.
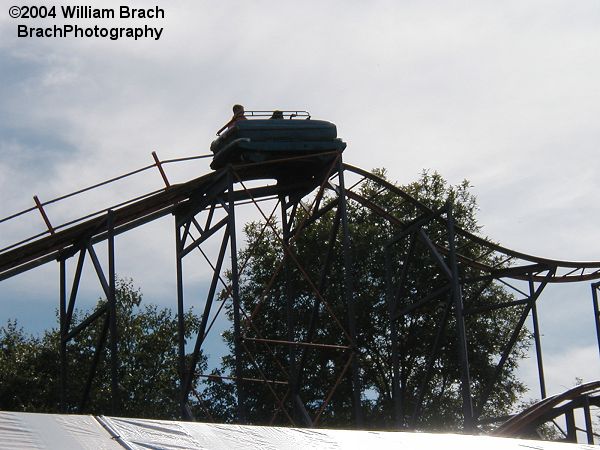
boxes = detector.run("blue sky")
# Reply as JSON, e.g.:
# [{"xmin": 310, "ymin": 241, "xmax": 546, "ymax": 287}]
[{"xmin": 1, "ymin": 0, "xmax": 600, "ymax": 405}]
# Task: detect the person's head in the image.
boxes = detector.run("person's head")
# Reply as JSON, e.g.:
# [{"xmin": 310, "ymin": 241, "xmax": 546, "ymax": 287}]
[
  {"xmin": 271, "ymin": 110, "xmax": 284, "ymax": 119},
  {"xmin": 233, "ymin": 104, "xmax": 245, "ymax": 116}
]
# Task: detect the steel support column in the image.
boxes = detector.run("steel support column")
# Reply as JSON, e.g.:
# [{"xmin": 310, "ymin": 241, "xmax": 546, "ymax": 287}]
[
  {"xmin": 175, "ymin": 220, "xmax": 186, "ymax": 417},
  {"xmin": 530, "ymin": 278, "xmax": 546, "ymax": 399},
  {"xmin": 583, "ymin": 396, "xmax": 594, "ymax": 444},
  {"xmin": 385, "ymin": 245, "xmax": 403, "ymax": 427},
  {"xmin": 337, "ymin": 160, "xmax": 363, "ymax": 426},
  {"xmin": 59, "ymin": 258, "xmax": 67, "ymax": 412},
  {"xmin": 447, "ymin": 203, "xmax": 474, "ymax": 431},
  {"xmin": 107, "ymin": 210, "xmax": 119, "ymax": 415},
  {"xmin": 280, "ymin": 196, "xmax": 299, "ymax": 422},
  {"xmin": 592, "ymin": 282, "xmax": 600, "ymax": 360},
  {"xmin": 228, "ymin": 170, "xmax": 246, "ymax": 423},
  {"xmin": 565, "ymin": 409, "xmax": 577, "ymax": 442}
]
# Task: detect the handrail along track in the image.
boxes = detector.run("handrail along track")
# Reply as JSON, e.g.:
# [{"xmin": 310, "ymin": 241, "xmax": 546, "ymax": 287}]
[
  {"xmin": 2, "ymin": 156, "xmax": 600, "ymax": 283},
  {"xmin": 2, "ymin": 151, "xmax": 600, "ymax": 440}
]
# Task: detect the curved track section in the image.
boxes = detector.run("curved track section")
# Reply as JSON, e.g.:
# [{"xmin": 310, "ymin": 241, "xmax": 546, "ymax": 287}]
[
  {"xmin": 1, "ymin": 153, "xmax": 599, "ymax": 439},
  {"xmin": 494, "ymin": 380, "xmax": 600, "ymax": 443},
  {"xmin": 1, "ymin": 159, "xmax": 599, "ymax": 283},
  {"xmin": 343, "ymin": 164, "xmax": 600, "ymax": 283}
]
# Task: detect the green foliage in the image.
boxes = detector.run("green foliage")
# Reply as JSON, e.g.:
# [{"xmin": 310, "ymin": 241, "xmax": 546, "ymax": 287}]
[
  {"xmin": 208, "ymin": 169, "xmax": 529, "ymax": 430},
  {"xmin": 0, "ymin": 320, "xmax": 58, "ymax": 413},
  {"xmin": 0, "ymin": 278, "xmax": 206, "ymax": 419}
]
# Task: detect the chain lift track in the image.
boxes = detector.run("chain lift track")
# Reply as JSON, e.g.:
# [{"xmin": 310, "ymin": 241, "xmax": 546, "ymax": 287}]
[{"xmin": 1, "ymin": 151, "xmax": 600, "ymax": 441}]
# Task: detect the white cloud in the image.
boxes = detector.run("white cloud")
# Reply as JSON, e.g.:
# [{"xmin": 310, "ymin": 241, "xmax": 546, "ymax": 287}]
[
  {"xmin": 520, "ymin": 344, "xmax": 600, "ymax": 401},
  {"xmin": 1, "ymin": 0, "xmax": 600, "ymax": 402}
]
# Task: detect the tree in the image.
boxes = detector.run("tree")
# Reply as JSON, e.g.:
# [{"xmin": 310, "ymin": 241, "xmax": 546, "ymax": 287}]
[
  {"xmin": 0, "ymin": 278, "xmax": 207, "ymax": 419},
  {"xmin": 207, "ymin": 169, "xmax": 530, "ymax": 430}
]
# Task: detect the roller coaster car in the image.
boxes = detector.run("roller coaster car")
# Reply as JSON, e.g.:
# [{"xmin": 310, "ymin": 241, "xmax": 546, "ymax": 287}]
[{"xmin": 209, "ymin": 111, "xmax": 346, "ymax": 178}]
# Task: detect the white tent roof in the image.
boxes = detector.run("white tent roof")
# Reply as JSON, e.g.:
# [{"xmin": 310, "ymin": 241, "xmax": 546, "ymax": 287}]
[
  {"xmin": 0, "ymin": 411, "xmax": 121, "ymax": 450},
  {"xmin": 0, "ymin": 411, "xmax": 593, "ymax": 449}
]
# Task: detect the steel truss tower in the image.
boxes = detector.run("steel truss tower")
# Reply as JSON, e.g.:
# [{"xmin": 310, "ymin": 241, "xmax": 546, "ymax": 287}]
[{"xmin": 1, "ymin": 152, "xmax": 600, "ymax": 441}]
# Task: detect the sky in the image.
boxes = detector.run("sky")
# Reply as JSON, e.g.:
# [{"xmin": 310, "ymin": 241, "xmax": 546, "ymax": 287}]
[{"xmin": 1, "ymin": 0, "xmax": 600, "ymax": 414}]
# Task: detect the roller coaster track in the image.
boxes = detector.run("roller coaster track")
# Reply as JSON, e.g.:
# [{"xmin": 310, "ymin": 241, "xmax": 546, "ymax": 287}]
[
  {"xmin": 344, "ymin": 164, "xmax": 600, "ymax": 283},
  {"xmin": 494, "ymin": 380, "xmax": 600, "ymax": 443},
  {"xmin": 2, "ymin": 157, "xmax": 600, "ymax": 284},
  {"xmin": 1, "ymin": 152, "xmax": 599, "ymax": 441}
]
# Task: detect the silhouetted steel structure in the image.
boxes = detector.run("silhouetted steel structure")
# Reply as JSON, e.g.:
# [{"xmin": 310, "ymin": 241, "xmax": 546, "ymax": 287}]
[
  {"xmin": 593, "ymin": 282, "xmax": 600, "ymax": 361},
  {"xmin": 494, "ymin": 380, "xmax": 600, "ymax": 444},
  {"xmin": 1, "ymin": 150, "xmax": 600, "ymax": 442}
]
